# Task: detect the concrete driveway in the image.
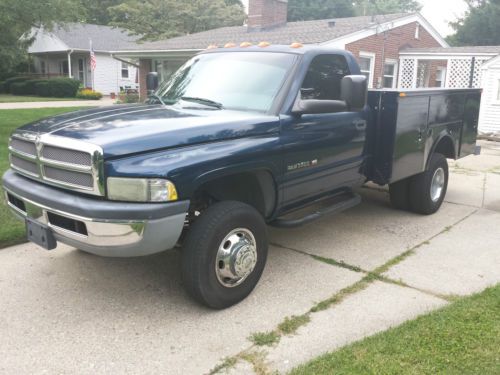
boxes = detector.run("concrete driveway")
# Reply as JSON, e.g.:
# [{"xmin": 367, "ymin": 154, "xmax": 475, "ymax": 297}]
[{"xmin": 1, "ymin": 141, "xmax": 499, "ymax": 374}]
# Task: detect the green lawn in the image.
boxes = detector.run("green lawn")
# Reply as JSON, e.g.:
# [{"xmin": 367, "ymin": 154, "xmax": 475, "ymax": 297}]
[
  {"xmin": 291, "ymin": 284, "xmax": 500, "ymax": 375},
  {"xmin": 0, "ymin": 94, "xmax": 85, "ymax": 103},
  {"xmin": 0, "ymin": 107, "xmax": 85, "ymax": 248}
]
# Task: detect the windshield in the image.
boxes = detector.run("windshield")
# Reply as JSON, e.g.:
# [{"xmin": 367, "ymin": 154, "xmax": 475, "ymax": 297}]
[{"xmin": 156, "ymin": 52, "xmax": 297, "ymax": 113}]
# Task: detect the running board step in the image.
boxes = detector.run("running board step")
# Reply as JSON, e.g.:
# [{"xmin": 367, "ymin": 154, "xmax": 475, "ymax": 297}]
[{"xmin": 271, "ymin": 192, "xmax": 362, "ymax": 228}]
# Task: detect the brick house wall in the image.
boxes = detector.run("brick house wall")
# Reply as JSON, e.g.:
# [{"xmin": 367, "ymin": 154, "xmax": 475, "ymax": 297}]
[{"xmin": 346, "ymin": 21, "xmax": 443, "ymax": 88}]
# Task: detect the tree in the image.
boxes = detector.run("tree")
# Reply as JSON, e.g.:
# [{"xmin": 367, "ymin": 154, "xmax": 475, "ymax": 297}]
[
  {"xmin": 287, "ymin": 0, "xmax": 355, "ymax": 21},
  {"xmin": 0, "ymin": 0, "xmax": 83, "ymax": 78},
  {"xmin": 447, "ymin": 0, "xmax": 500, "ymax": 46},
  {"xmin": 353, "ymin": 0, "xmax": 422, "ymax": 16},
  {"xmin": 79, "ymin": 0, "xmax": 123, "ymax": 25},
  {"xmin": 109, "ymin": 0, "xmax": 246, "ymax": 41}
]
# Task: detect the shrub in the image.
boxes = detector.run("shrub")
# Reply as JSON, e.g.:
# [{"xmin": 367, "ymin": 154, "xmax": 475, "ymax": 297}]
[
  {"xmin": 118, "ymin": 93, "xmax": 140, "ymax": 103},
  {"xmin": 4, "ymin": 77, "xmax": 30, "ymax": 93},
  {"xmin": 76, "ymin": 89, "xmax": 103, "ymax": 100},
  {"xmin": 10, "ymin": 82, "xmax": 30, "ymax": 96},
  {"xmin": 0, "ymin": 81, "xmax": 6, "ymax": 94},
  {"xmin": 47, "ymin": 78, "xmax": 80, "ymax": 98},
  {"xmin": 24, "ymin": 79, "xmax": 48, "ymax": 95},
  {"xmin": 35, "ymin": 81, "xmax": 51, "ymax": 97}
]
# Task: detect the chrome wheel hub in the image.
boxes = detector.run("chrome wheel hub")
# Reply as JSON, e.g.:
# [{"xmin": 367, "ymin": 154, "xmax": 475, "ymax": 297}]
[
  {"xmin": 215, "ymin": 228, "xmax": 257, "ymax": 288},
  {"xmin": 431, "ymin": 167, "xmax": 445, "ymax": 202}
]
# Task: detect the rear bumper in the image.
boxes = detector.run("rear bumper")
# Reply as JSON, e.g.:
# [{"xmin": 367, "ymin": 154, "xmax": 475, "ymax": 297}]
[{"xmin": 2, "ymin": 170, "xmax": 189, "ymax": 257}]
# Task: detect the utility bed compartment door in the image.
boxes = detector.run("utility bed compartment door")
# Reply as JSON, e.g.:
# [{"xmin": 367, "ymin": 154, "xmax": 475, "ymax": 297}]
[{"xmin": 460, "ymin": 92, "xmax": 481, "ymax": 157}]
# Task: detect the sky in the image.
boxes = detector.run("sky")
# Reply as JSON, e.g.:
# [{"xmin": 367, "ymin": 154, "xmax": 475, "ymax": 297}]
[{"xmin": 240, "ymin": 0, "xmax": 469, "ymax": 37}]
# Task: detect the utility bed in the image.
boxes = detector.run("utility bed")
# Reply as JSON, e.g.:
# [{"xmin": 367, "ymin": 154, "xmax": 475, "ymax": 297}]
[{"xmin": 365, "ymin": 88, "xmax": 481, "ymax": 185}]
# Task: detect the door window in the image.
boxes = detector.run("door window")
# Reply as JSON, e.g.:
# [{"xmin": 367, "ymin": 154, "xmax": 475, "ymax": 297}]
[
  {"xmin": 78, "ymin": 59, "xmax": 85, "ymax": 82},
  {"xmin": 60, "ymin": 60, "xmax": 69, "ymax": 75},
  {"xmin": 300, "ymin": 54, "xmax": 350, "ymax": 101}
]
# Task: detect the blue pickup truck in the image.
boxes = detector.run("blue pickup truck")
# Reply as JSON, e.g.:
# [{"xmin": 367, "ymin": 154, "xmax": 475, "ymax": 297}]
[{"xmin": 3, "ymin": 45, "xmax": 481, "ymax": 308}]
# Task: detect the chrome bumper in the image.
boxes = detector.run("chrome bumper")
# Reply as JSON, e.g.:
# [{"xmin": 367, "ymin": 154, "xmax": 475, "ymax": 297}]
[{"xmin": 3, "ymin": 170, "xmax": 189, "ymax": 257}]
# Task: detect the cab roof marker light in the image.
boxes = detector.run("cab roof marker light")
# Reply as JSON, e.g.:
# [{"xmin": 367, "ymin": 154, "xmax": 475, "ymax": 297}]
[
  {"xmin": 258, "ymin": 41, "xmax": 271, "ymax": 48},
  {"xmin": 400, "ymin": 92, "xmax": 407, "ymax": 97},
  {"xmin": 206, "ymin": 44, "xmax": 218, "ymax": 50},
  {"xmin": 240, "ymin": 42, "xmax": 253, "ymax": 48},
  {"xmin": 290, "ymin": 42, "xmax": 303, "ymax": 48},
  {"xmin": 224, "ymin": 42, "xmax": 236, "ymax": 48}
]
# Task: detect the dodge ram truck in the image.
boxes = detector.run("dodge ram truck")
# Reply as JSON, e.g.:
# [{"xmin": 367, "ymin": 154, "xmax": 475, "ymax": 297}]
[{"xmin": 3, "ymin": 44, "xmax": 481, "ymax": 309}]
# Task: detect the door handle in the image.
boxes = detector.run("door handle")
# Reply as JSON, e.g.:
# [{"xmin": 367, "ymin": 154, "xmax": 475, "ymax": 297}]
[{"xmin": 353, "ymin": 120, "xmax": 367, "ymax": 131}]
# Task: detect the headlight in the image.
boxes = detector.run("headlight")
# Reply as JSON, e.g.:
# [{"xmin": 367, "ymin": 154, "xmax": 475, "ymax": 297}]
[{"xmin": 107, "ymin": 178, "xmax": 178, "ymax": 202}]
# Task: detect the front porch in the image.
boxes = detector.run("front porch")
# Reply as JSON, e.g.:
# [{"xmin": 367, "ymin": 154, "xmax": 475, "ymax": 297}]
[{"xmin": 30, "ymin": 51, "xmax": 93, "ymax": 89}]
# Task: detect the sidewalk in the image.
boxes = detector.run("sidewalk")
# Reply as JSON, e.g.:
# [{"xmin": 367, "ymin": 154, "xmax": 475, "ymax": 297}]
[
  {"xmin": 0, "ymin": 97, "xmax": 116, "ymax": 109},
  {"xmin": 0, "ymin": 141, "xmax": 498, "ymax": 374}
]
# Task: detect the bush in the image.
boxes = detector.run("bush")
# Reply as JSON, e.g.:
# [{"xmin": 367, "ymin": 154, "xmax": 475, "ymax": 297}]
[
  {"xmin": 76, "ymin": 89, "xmax": 103, "ymax": 100},
  {"xmin": 10, "ymin": 82, "xmax": 31, "ymax": 95},
  {"xmin": 118, "ymin": 93, "xmax": 140, "ymax": 103},
  {"xmin": 25, "ymin": 79, "xmax": 48, "ymax": 95},
  {"xmin": 10, "ymin": 79, "xmax": 48, "ymax": 96},
  {"xmin": 0, "ymin": 81, "xmax": 6, "ymax": 94},
  {"xmin": 47, "ymin": 78, "xmax": 80, "ymax": 98},
  {"xmin": 35, "ymin": 81, "xmax": 50, "ymax": 97},
  {"xmin": 4, "ymin": 77, "xmax": 30, "ymax": 93}
]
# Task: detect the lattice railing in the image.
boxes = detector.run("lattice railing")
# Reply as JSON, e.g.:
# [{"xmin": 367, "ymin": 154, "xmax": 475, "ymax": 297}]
[{"xmin": 399, "ymin": 58, "xmax": 415, "ymax": 89}]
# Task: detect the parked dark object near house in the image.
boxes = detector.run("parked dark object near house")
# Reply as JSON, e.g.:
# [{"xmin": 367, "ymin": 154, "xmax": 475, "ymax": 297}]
[{"xmin": 2, "ymin": 46, "xmax": 481, "ymax": 309}]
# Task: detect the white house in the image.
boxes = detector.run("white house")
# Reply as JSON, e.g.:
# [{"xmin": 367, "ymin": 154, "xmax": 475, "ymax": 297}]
[
  {"xmin": 479, "ymin": 54, "xmax": 500, "ymax": 135},
  {"xmin": 27, "ymin": 23, "xmax": 140, "ymax": 95}
]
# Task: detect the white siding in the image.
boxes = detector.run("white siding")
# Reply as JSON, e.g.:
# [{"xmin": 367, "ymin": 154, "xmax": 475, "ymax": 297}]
[
  {"xmin": 91, "ymin": 54, "xmax": 137, "ymax": 95},
  {"xmin": 479, "ymin": 57, "xmax": 500, "ymax": 134}
]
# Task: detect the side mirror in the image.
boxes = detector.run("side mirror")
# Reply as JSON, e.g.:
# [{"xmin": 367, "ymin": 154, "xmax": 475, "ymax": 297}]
[
  {"xmin": 292, "ymin": 99, "xmax": 347, "ymax": 115},
  {"xmin": 341, "ymin": 75, "xmax": 368, "ymax": 111},
  {"xmin": 146, "ymin": 72, "xmax": 159, "ymax": 93}
]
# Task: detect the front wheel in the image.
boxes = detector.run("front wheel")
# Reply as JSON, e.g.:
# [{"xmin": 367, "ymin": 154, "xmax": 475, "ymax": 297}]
[
  {"xmin": 408, "ymin": 153, "xmax": 449, "ymax": 215},
  {"xmin": 181, "ymin": 201, "xmax": 268, "ymax": 309}
]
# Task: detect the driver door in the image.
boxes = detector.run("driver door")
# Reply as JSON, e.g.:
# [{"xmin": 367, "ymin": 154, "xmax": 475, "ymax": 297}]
[{"xmin": 281, "ymin": 54, "xmax": 367, "ymax": 209}]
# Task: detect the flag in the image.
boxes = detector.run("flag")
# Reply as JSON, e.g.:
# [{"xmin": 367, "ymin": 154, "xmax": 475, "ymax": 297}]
[{"xmin": 90, "ymin": 41, "xmax": 97, "ymax": 71}]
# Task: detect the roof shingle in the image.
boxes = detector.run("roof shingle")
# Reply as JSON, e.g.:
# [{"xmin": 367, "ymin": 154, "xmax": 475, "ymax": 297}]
[
  {"xmin": 116, "ymin": 13, "xmax": 409, "ymax": 51},
  {"xmin": 51, "ymin": 23, "xmax": 140, "ymax": 51}
]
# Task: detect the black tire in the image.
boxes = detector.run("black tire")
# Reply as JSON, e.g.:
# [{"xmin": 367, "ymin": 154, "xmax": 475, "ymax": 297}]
[
  {"xmin": 181, "ymin": 201, "xmax": 268, "ymax": 309},
  {"xmin": 389, "ymin": 178, "xmax": 411, "ymax": 210},
  {"xmin": 408, "ymin": 153, "xmax": 449, "ymax": 215}
]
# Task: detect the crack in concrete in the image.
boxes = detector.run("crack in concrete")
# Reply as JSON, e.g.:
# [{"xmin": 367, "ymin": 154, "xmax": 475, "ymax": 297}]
[{"xmin": 210, "ymin": 210, "xmax": 480, "ymax": 374}]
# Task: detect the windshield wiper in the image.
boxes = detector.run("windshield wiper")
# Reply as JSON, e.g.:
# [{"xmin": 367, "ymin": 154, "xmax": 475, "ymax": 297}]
[
  {"xmin": 149, "ymin": 93, "xmax": 166, "ymax": 105},
  {"xmin": 181, "ymin": 96, "xmax": 224, "ymax": 109}
]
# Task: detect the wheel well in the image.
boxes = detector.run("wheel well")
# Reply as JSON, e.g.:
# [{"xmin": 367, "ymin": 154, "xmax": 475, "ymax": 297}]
[
  {"xmin": 192, "ymin": 170, "xmax": 276, "ymax": 218},
  {"xmin": 433, "ymin": 136, "xmax": 456, "ymax": 160}
]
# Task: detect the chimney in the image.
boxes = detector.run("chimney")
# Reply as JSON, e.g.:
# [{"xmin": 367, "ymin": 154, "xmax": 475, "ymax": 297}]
[{"xmin": 248, "ymin": 0, "xmax": 288, "ymax": 31}]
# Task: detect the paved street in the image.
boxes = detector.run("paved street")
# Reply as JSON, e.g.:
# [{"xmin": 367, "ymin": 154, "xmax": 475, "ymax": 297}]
[{"xmin": 0, "ymin": 140, "xmax": 499, "ymax": 374}]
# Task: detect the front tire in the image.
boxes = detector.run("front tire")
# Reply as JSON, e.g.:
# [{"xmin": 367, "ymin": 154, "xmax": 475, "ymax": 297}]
[
  {"xmin": 181, "ymin": 201, "xmax": 268, "ymax": 309},
  {"xmin": 408, "ymin": 153, "xmax": 449, "ymax": 215}
]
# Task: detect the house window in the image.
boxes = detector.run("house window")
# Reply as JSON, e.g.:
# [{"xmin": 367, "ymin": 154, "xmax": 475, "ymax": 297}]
[
  {"xmin": 121, "ymin": 62, "xmax": 129, "ymax": 79},
  {"xmin": 435, "ymin": 67, "xmax": 446, "ymax": 88},
  {"xmin": 300, "ymin": 54, "xmax": 350, "ymax": 101},
  {"xmin": 415, "ymin": 23, "xmax": 420, "ymax": 39},
  {"xmin": 40, "ymin": 61, "xmax": 46, "ymax": 75},
  {"xmin": 383, "ymin": 60, "xmax": 398, "ymax": 88},
  {"xmin": 359, "ymin": 52, "xmax": 375, "ymax": 88}
]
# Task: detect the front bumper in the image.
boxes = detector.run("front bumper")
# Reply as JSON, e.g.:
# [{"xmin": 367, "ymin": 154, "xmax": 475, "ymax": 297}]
[{"xmin": 2, "ymin": 170, "xmax": 189, "ymax": 257}]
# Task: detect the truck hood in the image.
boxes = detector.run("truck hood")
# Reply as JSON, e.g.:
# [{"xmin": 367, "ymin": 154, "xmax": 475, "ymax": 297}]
[{"xmin": 16, "ymin": 104, "xmax": 280, "ymax": 158}]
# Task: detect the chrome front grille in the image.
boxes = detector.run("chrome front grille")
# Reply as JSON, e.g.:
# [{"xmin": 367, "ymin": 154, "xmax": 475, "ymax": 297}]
[
  {"xmin": 41, "ymin": 145, "xmax": 92, "ymax": 166},
  {"xmin": 10, "ymin": 138, "xmax": 37, "ymax": 156},
  {"xmin": 44, "ymin": 166, "xmax": 94, "ymax": 188},
  {"xmin": 10, "ymin": 155, "xmax": 40, "ymax": 176},
  {"xmin": 8, "ymin": 133, "xmax": 104, "ymax": 196}
]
